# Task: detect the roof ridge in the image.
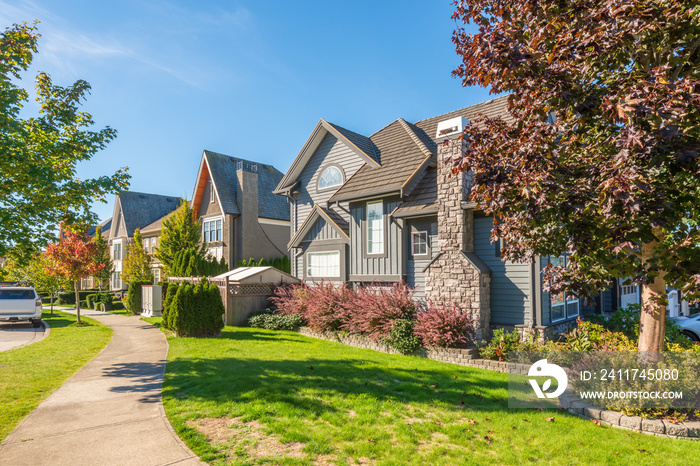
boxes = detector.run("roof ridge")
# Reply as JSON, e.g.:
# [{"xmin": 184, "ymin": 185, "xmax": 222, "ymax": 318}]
[
  {"xmin": 397, "ymin": 118, "xmax": 434, "ymax": 159},
  {"xmin": 203, "ymin": 150, "xmax": 272, "ymax": 170},
  {"xmin": 120, "ymin": 190, "xmax": 178, "ymax": 199},
  {"xmin": 369, "ymin": 118, "xmax": 403, "ymax": 139},
  {"xmin": 414, "ymin": 94, "xmax": 510, "ymax": 125},
  {"xmin": 324, "ymin": 120, "xmax": 380, "ymax": 164}
]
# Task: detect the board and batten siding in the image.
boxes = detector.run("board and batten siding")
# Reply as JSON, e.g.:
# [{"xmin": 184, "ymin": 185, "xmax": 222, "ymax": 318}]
[
  {"xmin": 540, "ymin": 256, "xmax": 553, "ymax": 325},
  {"xmin": 349, "ymin": 197, "xmax": 403, "ymax": 279},
  {"xmin": 474, "ymin": 216, "xmax": 531, "ymax": 326},
  {"xmin": 406, "ymin": 218, "xmax": 438, "ymax": 298},
  {"xmin": 302, "ymin": 218, "xmax": 342, "ymax": 242},
  {"xmin": 290, "ymin": 132, "xmax": 367, "ymax": 278}
]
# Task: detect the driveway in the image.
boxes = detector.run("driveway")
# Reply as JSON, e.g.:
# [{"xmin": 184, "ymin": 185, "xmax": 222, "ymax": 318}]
[
  {"xmin": 0, "ymin": 321, "xmax": 49, "ymax": 352},
  {"xmin": 0, "ymin": 309, "xmax": 203, "ymax": 466}
]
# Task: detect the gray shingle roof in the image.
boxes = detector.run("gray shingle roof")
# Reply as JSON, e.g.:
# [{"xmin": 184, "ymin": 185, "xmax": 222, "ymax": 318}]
[
  {"xmin": 323, "ymin": 207, "xmax": 349, "ymax": 237},
  {"xmin": 118, "ymin": 191, "xmax": 180, "ymax": 237},
  {"xmin": 393, "ymin": 167, "xmax": 437, "ymax": 217},
  {"xmin": 413, "ymin": 95, "xmax": 511, "ymax": 139},
  {"xmin": 204, "ymin": 150, "xmax": 289, "ymax": 221},
  {"xmin": 328, "ymin": 96, "xmax": 511, "ymax": 203},
  {"xmin": 87, "ymin": 218, "xmax": 112, "ymax": 239},
  {"xmin": 328, "ymin": 119, "xmax": 432, "ymax": 202}
]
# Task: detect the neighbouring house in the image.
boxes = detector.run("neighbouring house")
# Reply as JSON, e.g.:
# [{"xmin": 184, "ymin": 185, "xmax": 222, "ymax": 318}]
[
  {"xmin": 80, "ymin": 218, "xmax": 112, "ymax": 290},
  {"xmin": 275, "ymin": 96, "xmax": 627, "ymax": 341},
  {"xmin": 190, "ymin": 150, "xmax": 290, "ymax": 267},
  {"xmin": 108, "ymin": 191, "xmax": 180, "ymax": 290}
]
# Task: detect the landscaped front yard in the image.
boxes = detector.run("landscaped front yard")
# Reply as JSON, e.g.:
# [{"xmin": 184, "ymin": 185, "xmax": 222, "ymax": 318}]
[
  {"xmin": 143, "ymin": 319, "xmax": 698, "ymax": 465},
  {"xmin": 0, "ymin": 311, "xmax": 112, "ymax": 441}
]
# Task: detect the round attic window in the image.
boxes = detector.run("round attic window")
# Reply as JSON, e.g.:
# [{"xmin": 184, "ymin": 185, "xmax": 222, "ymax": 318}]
[{"xmin": 318, "ymin": 166, "xmax": 343, "ymax": 190}]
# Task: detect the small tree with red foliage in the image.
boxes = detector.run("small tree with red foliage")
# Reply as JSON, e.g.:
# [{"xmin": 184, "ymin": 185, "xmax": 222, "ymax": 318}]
[{"xmin": 45, "ymin": 227, "xmax": 104, "ymax": 323}]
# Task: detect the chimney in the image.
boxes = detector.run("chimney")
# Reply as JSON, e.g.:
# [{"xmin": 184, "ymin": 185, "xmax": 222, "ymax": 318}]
[{"xmin": 435, "ymin": 121, "xmax": 473, "ymax": 254}]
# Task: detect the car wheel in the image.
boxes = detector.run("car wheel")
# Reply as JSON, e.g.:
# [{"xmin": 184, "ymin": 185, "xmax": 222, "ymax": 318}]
[
  {"xmin": 682, "ymin": 330, "xmax": 699, "ymax": 342},
  {"xmin": 32, "ymin": 320, "xmax": 42, "ymax": 329}
]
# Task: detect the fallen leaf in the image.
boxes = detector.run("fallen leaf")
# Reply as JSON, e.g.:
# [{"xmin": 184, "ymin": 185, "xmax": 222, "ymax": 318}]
[
  {"xmin": 453, "ymin": 376, "xmax": 458, "ymax": 379},
  {"xmin": 546, "ymin": 417, "xmax": 555, "ymax": 422},
  {"xmin": 637, "ymin": 449, "xmax": 650, "ymax": 455},
  {"xmin": 614, "ymin": 452, "xmax": 619, "ymax": 456},
  {"xmin": 309, "ymin": 366, "xmax": 314, "ymax": 370},
  {"xmin": 534, "ymin": 407, "xmax": 544, "ymax": 412},
  {"xmin": 484, "ymin": 436, "xmax": 493, "ymax": 443},
  {"xmin": 431, "ymin": 384, "xmax": 438, "ymax": 388},
  {"xmin": 461, "ymin": 392, "xmax": 467, "ymax": 396},
  {"xmin": 484, "ymin": 418, "xmax": 492, "ymax": 422},
  {"xmin": 511, "ymin": 426, "xmax": 516, "ymax": 429},
  {"xmin": 368, "ymin": 439, "xmax": 375, "ymax": 443},
  {"xmin": 523, "ymin": 419, "xmax": 531, "ymax": 423},
  {"xmin": 591, "ymin": 419, "xmax": 601, "ymax": 426},
  {"xmin": 387, "ymin": 400, "xmax": 396, "ymax": 403},
  {"xmin": 468, "ymin": 419, "xmax": 477, "ymax": 425}
]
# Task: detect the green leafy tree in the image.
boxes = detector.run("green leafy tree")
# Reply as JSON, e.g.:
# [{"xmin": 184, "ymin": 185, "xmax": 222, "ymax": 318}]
[
  {"xmin": 0, "ymin": 22, "xmax": 129, "ymax": 256},
  {"xmin": 93, "ymin": 226, "xmax": 112, "ymax": 290},
  {"xmin": 155, "ymin": 200, "xmax": 203, "ymax": 276},
  {"xmin": 452, "ymin": 0, "xmax": 700, "ymax": 352},
  {"xmin": 121, "ymin": 229, "xmax": 153, "ymax": 285}
]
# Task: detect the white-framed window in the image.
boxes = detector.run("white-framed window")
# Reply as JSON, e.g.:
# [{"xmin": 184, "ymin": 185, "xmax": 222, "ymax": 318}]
[
  {"xmin": 203, "ymin": 219, "xmax": 222, "ymax": 243},
  {"xmin": 318, "ymin": 166, "xmax": 343, "ymax": 190},
  {"xmin": 411, "ymin": 231, "xmax": 428, "ymax": 256},
  {"xmin": 367, "ymin": 200, "xmax": 384, "ymax": 254},
  {"xmin": 210, "ymin": 182, "xmax": 215, "ymax": 203},
  {"xmin": 307, "ymin": 251, "xmax": 340, "ymax": 278},
  {"xmin": 143, "ymin": 237, "xmax": 150, "ymax": 253},
  {"xmin": 112, "ymin": 271, "xmax": 122, "ymax": 290},
  {"xmin": 153, "ymin": 268, "xmax": 160, "ymax": 284},
  {"xmin": 113, "ymin": 243, "xmax": 122, "ymax": 261},
  {"xmin": 549, "ymin": 255, "xmax": 579, "ymax": 321}
]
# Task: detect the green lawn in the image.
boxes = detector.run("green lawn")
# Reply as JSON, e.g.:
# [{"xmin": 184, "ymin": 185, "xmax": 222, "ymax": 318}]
[
  {"xmin": 148, "ymin": 319, "xmax": 697, "ymax": 465},
  {"xmin": 0, "ymin": 311, "xmax": 112, "ymax": 441}
]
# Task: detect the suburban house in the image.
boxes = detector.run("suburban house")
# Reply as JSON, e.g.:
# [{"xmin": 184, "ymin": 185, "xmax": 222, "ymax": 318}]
[
  {"xmin": 189, "ymin": 150, "xmax": 290, "ymax": 267},
  {"xmin": 275, "ymin": 96, "xmax": 626, "ymax": 340},
  {"xmin": 79, "ymin": 218, "xmax": 113, "ymax": 290},
  {"xmin": 108, "ymin": 191, "xmax": 180, "ymax": 290}
]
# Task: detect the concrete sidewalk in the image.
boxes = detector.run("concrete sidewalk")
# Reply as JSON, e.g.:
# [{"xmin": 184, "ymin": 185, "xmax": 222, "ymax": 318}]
[{"xmin": 0, "ymin": 309, "xmax": 203, "ymax": 466}]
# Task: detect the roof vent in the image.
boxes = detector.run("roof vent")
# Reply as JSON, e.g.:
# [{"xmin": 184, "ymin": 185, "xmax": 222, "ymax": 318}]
[{"xmin": 435, "ymin": 116, "xmax": 469, "ymax": 142}]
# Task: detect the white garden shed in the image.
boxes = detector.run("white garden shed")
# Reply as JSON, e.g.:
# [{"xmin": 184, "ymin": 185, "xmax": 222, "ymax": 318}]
[{"xmin": 213, "ymin": 267, "xmax": 300, "ymax": 325}]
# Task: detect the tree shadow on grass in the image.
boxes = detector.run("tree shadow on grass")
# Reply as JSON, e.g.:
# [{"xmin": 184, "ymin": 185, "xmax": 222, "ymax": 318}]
[{"xmin": 161, "ymin": 330, "xmax": 518, "ymax": 422}]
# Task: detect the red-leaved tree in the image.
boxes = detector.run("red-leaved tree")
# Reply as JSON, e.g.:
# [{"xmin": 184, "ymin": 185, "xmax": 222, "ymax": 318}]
[
  {"xmin": 45, "ymin": 227, "xmax": 105, "ymax": 323},
  {"xmin": 451, "ymin": 0, "xmax": 700, "ymax": 352}
]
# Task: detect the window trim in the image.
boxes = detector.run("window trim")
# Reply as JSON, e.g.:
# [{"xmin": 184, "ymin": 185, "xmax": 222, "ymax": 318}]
[
  {"xmin": 365, "ymin": 200, "xmax": 386, "ymax": 257},
  {"xmin": 549, "ymin": 255, "xmax": 579, "ymax": 322},
  {"xmin": 306, "ymin": 250, "xmax": 341, "ymax": 279},
  {"xmin": 316, "ymin": 164, "xmax": 345, "ymax": 192},
  {"xmin": 202, "ymin": 217, "xmax": 223, "ymax": 244},
  {"xmin": 210, "ymin": 181, "xmax": 215, "ymax": 203},
  {"xmin": 410, "ymin": 230, "xmax": 429, "ymax": 258}
]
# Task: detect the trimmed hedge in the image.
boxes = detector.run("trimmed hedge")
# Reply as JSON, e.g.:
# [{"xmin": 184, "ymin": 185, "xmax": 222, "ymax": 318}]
[
  {"xmin": 125, "ymin": 281, "xmax": 150, "ymax": 315},
  {"xmin": 56, "ymin": 290, "xmax": 100, "ymax": 305},
  {"xmin": 169, "ymin": 279, "xmax": 224, "ymax": 337},
  {"xmin": 162, "ymin": 283, "xmax": 180, "ymax": 330},
  {"xmin": 248, "ymin": 312, "xmax": 306, "ymax": 330}
]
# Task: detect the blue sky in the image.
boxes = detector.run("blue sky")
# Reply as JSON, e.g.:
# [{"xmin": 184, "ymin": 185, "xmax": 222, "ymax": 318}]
[{"xmin": 2, "ymin": 1, "xmax": 493, "ymax": 222}]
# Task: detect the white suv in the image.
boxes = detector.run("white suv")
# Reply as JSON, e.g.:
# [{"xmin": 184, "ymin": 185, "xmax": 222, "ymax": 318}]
[{"xmin": 0, "ymin": 284, "xmax": 43, "ymax": 328}]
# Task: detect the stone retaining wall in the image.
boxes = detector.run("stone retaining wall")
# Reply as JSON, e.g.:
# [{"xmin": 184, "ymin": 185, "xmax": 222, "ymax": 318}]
[
  {"xmin": 297, "ymin": 326, "xmax": 699, "ymax": 440},
  {"xmin": 558, "ymin": 391, "xmax": 699, "ymax": 439}
]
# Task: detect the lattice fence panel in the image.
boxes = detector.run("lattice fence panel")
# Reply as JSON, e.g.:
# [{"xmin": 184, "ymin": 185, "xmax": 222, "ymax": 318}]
[{"xmin": 228, "ymin": 285, "xmax": 275, "ymax": 296}]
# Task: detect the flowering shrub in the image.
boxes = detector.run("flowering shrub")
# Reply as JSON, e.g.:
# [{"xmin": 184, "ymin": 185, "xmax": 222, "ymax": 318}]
[
  {"xmin": 414, "ymin": 302, "xmax": 474, "ymax": 348},
  {"xmin": 269, "ymin": 284, "xmax": 312, "ymax": 316},
  {"xmin": 343, "ymin": 282, "xmax": 417, "ymax": 341},
  {"xmin": 302, "ymin": 282, "xmax": 352, "ymax": 332}
]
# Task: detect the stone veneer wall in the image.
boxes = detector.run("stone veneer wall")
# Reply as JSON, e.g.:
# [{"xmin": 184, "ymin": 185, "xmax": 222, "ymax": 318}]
[
  {"xmin": 297, "ymin": 326, "xmax": 699, "ymax": 440},
  {"xmin": 424, "ymin": 138, "xmax": 491, "ymax": 341}
]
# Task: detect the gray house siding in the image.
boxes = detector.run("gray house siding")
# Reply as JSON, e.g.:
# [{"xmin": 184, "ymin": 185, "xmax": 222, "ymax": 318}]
[
  {"xmin": 349, "ymin": 197, "xmax": 403, "ymax": 280},
  {"xmin": 260, "ymin": 222, "xmax": 290, "ymax": 255},
  {"xmin": 199, "ymin": 179, "xmax": 222, "ymax": 217},
  {"xmin": 474, "ymin": 216, "xmax": 531, "ymax": 326},
  {"xmin": 405, "ymin": 217, "xmax": 438, "ymax": 298},
  {"xmin": 302, "ymin": 218, "xmax": 342, "ymax": 242},
  {"xmin": 290, "ymin": 132, "xmax": 366, "ymax": 278}
]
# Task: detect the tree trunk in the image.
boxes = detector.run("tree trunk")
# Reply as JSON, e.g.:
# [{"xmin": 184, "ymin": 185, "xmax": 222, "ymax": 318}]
[
  {"xmin": 74, "ymin": 280, "xmax": 81, "ymax": 323},
  {"xmin": 50, "ymin": 294, "xmax": 54, "ymax": 316},
  {"xmin": 637, "ymin": 227, "xmax": 666, "ymax": 354}
]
